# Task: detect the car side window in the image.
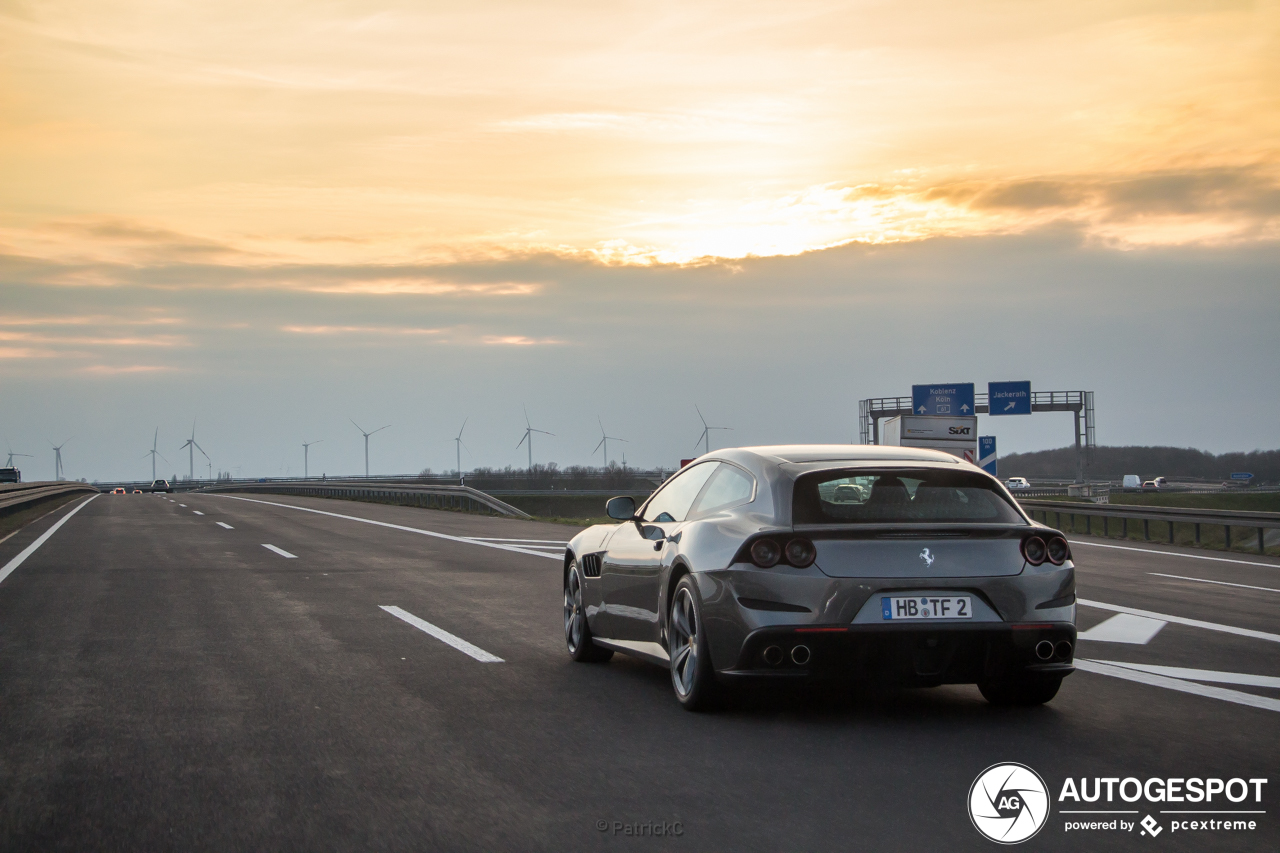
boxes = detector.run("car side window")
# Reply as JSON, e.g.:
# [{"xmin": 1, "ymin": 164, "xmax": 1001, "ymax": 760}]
[
  {"xmin": 642, "ymin": 463, "xmax": 718, "ymax": 523},
  {"xmin": 688, "ymin": 463, "xmax": 754, "ymax": 517}
]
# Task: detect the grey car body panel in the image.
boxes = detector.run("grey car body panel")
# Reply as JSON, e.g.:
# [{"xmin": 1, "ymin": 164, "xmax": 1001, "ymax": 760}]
[
  {"xmin": 813, "ymin": 537, "xmax": 1026, "ymax": 578},
  {"xmin": 563, "ymin": 445, "xmax": 1074, "ymax": 681}
]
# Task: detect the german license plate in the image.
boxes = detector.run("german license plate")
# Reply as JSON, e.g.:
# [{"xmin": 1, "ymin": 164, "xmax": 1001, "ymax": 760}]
[{"xmin": 882, "ymin": 595, "xmax": 971, "ymax": 620}]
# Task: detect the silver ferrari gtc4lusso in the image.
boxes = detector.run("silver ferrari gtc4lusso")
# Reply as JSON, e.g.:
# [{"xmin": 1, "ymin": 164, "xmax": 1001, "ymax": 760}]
[{"xmin": 562, "ymin": 445, "xmax": 1076, "ymax": 711}]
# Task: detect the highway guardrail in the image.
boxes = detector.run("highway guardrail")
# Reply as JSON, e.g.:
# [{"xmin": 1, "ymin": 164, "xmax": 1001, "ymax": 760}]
[
  {"xmin": 201, "ymin": 481, "xmax": 533, "ymax": 519},
  {"xmin": 1019, "ymin": 499, "xmax": 1280, "ymax": 555},
  {"xmin": 0, "ymin": 481, "xmax": 99, "ymax": 515}
]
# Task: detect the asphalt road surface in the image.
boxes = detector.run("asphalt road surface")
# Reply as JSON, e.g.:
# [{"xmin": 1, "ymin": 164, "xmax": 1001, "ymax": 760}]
[{"xmin": 1, "ymin": 492, "xmax": 1276, "ymax": 852}]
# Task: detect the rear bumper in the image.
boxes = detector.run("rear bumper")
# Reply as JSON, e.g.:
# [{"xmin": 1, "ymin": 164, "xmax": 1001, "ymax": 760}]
[{"xmin": 716, "ymin": 622, "xmax": 1076, "ymax": 687}]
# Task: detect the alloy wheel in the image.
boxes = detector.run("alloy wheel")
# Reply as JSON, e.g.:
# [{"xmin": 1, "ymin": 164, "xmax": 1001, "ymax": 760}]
[
  {"xmin": 564, "ymin": 568, "xmax": 585, "ymax": 653},
  {"xmin": 670, "ymin": 587, "xmax": 699, "ymax": 697}
]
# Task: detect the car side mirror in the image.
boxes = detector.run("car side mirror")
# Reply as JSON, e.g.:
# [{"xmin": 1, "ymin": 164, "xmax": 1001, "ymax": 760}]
[{"xmin": 606, "ymin": 495, "xmax": 636, "ymax": 520}]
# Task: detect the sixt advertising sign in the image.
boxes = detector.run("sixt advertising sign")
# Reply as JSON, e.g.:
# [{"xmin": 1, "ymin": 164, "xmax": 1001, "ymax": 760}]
[
  {"xmin": 988, "ymin": 381, "xmax": 1031, "ymax": 416},
  {"xmin": 912, "ymin": 383, "xmax": 975, "ymax": 417}
]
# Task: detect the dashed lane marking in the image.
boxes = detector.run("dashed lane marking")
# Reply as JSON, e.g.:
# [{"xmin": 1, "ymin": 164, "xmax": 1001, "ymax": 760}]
[
  {"xmin": 379, "ymin": 605, "xmax": 504, "ymax": 662},
  {"xmin": 1077, "ymin": 613, "xmax": 1167, "ymax": 644},
  {"xmin": 216, "ymin": 522, "xmax": 234, "ymax": 529},
  {"xmin": 1069, "ymin": 538, "xmax": 1280, "ymax": 570},
  {"xmin": 262, "ymin": 544, "xmax": 297, "ymax": 559},
  {"xmin": 1149, "ymin": 572, "xmax": 1280, "ymax": 594},
  {"xmin": 179, "ymin": 504, "xmax": 187, "ymax": 507},
  {"xmin": 1075, "ymin": 659, "xmax": 1280, "ymax": 714},
  {"xmin": 211, "ymin": 494, "xmax": 562, "ymax": 561},
  {"xmin": 0, "ymin": 495, "xmax": 99, "ymax": 586},
  {"xmin": 1079, "ymin": 599, "xmax": 1280, "ymax": 644},
  {"xmin": 193, "ymin": 511, "xmax": 204, "ymax": 515}
]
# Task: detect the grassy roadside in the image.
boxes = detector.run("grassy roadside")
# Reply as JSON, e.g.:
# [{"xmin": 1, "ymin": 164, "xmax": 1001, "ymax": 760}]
[{"xmin": 0, "ymin": 492, "xmax": 91, "ymax": 543}]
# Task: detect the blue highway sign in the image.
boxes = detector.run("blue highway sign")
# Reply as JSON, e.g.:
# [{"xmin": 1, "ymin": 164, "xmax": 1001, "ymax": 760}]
[
  {"xmin": 912, "ymin": 383, "xmax": 975, "ymax": 417},
  {"xmin": 1230, "ymin": 472, "xmax": 1254, "ymax": 480},
  {"xmin": 988, "ymin": 381, "xmax": 1031, "ymax": 415},
  {"xmin": 978, "ymin": 436, "xmax": 997, "ymax": 476}
]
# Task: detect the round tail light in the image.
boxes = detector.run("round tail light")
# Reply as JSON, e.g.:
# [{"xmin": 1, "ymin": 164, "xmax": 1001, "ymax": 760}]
[
  {"xmin": 750, "ymin": 539, "xmax": 781, "ymax": 568},
  {"xmin": 1021, "ymin": 536, "xmax": 1047, "ymax": 565},
  {"xmin": 784, "ymin": 538, "xmax": 816, "ymax": 567},
  {"xmin": 1046, "ymin": 536, "xmax": 1070, "ymax": 565}
]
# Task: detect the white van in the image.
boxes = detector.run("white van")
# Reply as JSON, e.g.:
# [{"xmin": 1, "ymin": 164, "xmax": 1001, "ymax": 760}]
[{"xmin": 1122, "ymin": 474, "xmax": 1141, "ymax": 489}]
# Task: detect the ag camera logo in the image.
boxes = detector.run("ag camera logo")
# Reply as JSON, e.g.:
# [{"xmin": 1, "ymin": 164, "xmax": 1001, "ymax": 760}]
[{"xmin": 969, "ymin": 763, "xmax": 1050, "ymax": 844}]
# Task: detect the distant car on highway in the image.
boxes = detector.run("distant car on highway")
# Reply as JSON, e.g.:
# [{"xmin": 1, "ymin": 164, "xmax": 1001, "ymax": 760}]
[
  {"xmin": 132, "ymin": 489, "xmax": 142, "ymax": 494},
  {"xmin": 151, "ymin": 479, "xmax": 172, "ymax": 493},
  {"xmin": 1004, "ymin": 476, "xmax": 1031, "ymax": 491},
  {"xmin": 1141, "ymin": 477, "xmax": 1168, "ymax": 490},
  {"xmin": 111, "ymin": 487, "xmax": 126, "ymax": 494},
  {"xmin": 563, "ymin": 445, "xmax": 1075, "ymax": 711},
  {"xmin": 0, "ymin": 467, "xmax": 20, "ymax": 483}
]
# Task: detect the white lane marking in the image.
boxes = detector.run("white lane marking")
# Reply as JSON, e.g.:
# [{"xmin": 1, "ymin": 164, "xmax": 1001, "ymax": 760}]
[
  {"xmin": 211, "ymin": 494, "xmax": 561, "ymax": 561},
  {"xmin": 262, "ymin": 544, "xmax": 297, "ymax": 559},
  {"xmin": 1078, "ymin": 598, "xmax": 1280, "ymax": 644},
  {"xmin": 1077, "ymin": 613, "xmax": 1167, "ymax": 644},
  {"xmin": 1149, "ymin": 572, "xmax": 1280, "ymax": 594},
  {"xmin": 1088, "ymin": 660, "xmax": 1280, "ymax": 690},
  {"xmin": 1075, "ymin": 659, "xmax": 1280, "ymax": 714},
  {"xmin": 179, "ymin": 504, "xmax": 187, "ymax": 507},
  {"xmin": 0, "ymin": 495, "xmax": 99, "ymax": 586},
  {"xmin": 1069, "ymin": 539, "xmax": 1280, "ymax": 569},
  {"xmin": 216, "ymin": 522, "xmax": 234, "ymax": 529},
  {"xmin": 466, "ymin": 537, "xmax": 569, "ymax": 545},
  {"xmin": 193, "ymin": 511, "xmax": 204, "ymax": 515},
  {"xmin": 379, "ymin": 605, "xmax": 503, "ymax": 662}
]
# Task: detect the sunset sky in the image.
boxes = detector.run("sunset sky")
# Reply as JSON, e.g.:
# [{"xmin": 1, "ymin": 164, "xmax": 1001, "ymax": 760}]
[{"xmin": 3, "ymin": 0, "xmax": 1278, "ymax": 480}]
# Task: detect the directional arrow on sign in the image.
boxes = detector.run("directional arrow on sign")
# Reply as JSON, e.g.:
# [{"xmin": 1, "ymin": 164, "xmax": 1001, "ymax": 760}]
[
  {"xmin": 918, "ymin": 405, "xmax": 927, "ymax": 414},
  {"xmin": 960, "ymin": 403, "xmax": 971, "ymax": 413}
]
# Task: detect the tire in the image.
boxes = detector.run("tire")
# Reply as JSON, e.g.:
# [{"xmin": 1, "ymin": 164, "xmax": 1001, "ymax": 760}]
[
  {"xmin": 978, "ymin": 676, "xmax": 1063, "ymax": 706},
  {"xmin": 668, "ymin": 575, "xmax": 721, "ymax": 711},
  {"xmin": 564, "ymin": 561, "xmax": 612, "ymax": 663}
]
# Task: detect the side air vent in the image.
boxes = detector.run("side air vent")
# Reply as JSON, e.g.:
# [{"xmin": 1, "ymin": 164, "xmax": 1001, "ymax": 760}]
[{"xmin": 581, "ymin": 553, "xmax": 602, "ymax": 578}]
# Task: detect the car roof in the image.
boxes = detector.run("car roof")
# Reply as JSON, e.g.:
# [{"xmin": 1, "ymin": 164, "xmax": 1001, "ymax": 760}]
[{"xmin": 723, "ymin": 444, "xmax": 965, "ymax": 466}]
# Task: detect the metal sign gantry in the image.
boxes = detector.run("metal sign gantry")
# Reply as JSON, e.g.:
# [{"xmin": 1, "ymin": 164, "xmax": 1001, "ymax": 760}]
[{"xmin": 859, "ymin": 390, "xmax": 1096, "ymax": 482}]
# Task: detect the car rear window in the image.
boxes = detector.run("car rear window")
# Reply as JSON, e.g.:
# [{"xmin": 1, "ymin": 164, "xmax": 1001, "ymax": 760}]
[{"xmin": 793, "ymin": 468, "xmax": 1025, "ymax": 525}]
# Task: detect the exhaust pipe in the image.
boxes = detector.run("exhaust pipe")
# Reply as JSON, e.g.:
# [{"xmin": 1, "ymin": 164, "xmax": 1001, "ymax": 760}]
[
  {"xmin": 762, "ymin": 645, "xmax": 784, "ymax": 666},
  {"xmin": 791, "ymin": 645, "xmax": 811, "ymax": 666},
  {"xmin": 1035, "ymin": 640, "xmax": 1054, "ymax": 661},
  {"xmin": 1055, "ymin": 640, "xmax": 1073, "ymax": 661}
]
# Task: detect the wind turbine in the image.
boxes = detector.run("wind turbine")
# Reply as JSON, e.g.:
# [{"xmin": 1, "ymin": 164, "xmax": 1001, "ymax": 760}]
[
  {"xmin": 144, "ymin": 428, "xmax": 169, "ymax": 480},
  {"xmin": 693, "ymin": 405, "xmax": 732, "ymax": 455},
  {"xmin": 179, "ymin": 421, "xmax": 209, "ymax": 480},
  {"xmin": 5, "ymin": 442, "xmax": 33, "ymax": 468},
  {"xmin": 351, "ymin": 419, "xmax": 389, "ymax": 478},
  {"xmin": 302, "ymin": 440, "xmax": 322, "ymax": 479},
  {"xmin": 516, "ymin": 407, "xmax": 553, "ymax": 470},
  {"xmin": 453, "ymin": 418, "xmax": 469, "ymax": 482},
  {"xmin": 50, "ymin": 438, "xmax": 71, "ymax": 480},
  {"xmin": 592, "ymin": 417, "xmax": 627, "ymax": 468}
]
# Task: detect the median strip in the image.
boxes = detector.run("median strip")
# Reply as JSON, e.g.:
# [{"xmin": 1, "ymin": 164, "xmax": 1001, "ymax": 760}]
[{"xmin": 379, "ymin": 605, "xmax": 503, "ymax": 662}]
